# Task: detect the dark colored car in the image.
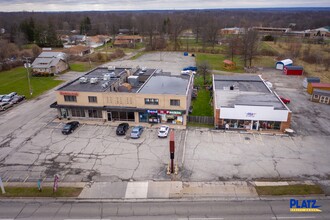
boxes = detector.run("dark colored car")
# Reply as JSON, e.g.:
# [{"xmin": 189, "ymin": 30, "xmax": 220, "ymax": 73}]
[
  {"xmin": 62, "ymin": 121, "xmax": 80, "ymax": 135},
  {"xmin": 280, "ymin": 97, "xmax": 291, "ymax": 104},
  {"xmin": 116, "ymin": 123, "xmax": 129, "ymax": 135},
  {"xmin": 11, "ymin": 95, "xmax": 25, "ymax": 104},
  {"xmin": 183, "ymin": 66, "xmax": 197, "ymax": 71}
]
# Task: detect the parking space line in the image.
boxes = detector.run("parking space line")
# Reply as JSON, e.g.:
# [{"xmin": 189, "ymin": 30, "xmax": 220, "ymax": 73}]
[
  {"xmin": 6, "ymin": 176, "xmax": 11, "ymax": 182},
  {"xmin": 23, "ymin": 175, "xmax": 29, "ymax": 182}
]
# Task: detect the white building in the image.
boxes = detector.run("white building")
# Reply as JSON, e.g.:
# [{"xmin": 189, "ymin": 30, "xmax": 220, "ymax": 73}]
[{"xmin": 212, "ymin": 75, "xmax": 292, "ymax": 132}]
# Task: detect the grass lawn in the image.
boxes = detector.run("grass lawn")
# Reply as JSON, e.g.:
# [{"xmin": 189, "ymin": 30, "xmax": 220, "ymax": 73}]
[
  {"xmin": 0, "ymin": 67, "xmax": 63, "ymax": 99},
  {"xmin": 191, "ymin": 89, "xmax": 213, "ymax": 116},
  {"xmin": 69, "ymin": 62, "xmax": 92, "ymax": 72},
  {"xmin": 196, "ymin": 53, "xmax": 244, "ymax": 73},
  {"xmin": 0, "ymin": 186, "xmax": 83, "ymax": 197},
  {"xmin": 256, "ymin": 185, "xmax": 324, "ymax": 196},
  {"xmin": 187, "ymin": 122, "xmax": 214, "ymax": 128}
]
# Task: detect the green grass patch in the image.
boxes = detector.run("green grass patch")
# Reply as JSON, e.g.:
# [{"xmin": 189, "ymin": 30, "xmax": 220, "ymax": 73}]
[
  {"xmin": 196, "ymin": 53, "xmax": 244, "ymax": 73},
  {"xmin": 256, "ymin": 185, "xmax": 324, "ymax": 196},
  {"xmin": 191, "ymin": 89, "xmax": 213, "ymax": 116},
  {"xmin": 69, "ymin": 62, "xmax": 91, "ymax": 72},
  {"xmin": 0, "ymin": 67, "xmax": 63, "ymax": 99},
  {"xmin": 0, "ymin": 186, "xmax": 83, "ymax": 197},
  {"xmin": 187, "ymin": 122, "xmax": 214, "ymax": 128}
]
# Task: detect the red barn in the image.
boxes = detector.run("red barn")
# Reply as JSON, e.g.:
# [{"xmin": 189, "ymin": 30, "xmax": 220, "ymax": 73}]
[{"xmin": 283, "ymin": 66, "xmax": 303, "ymax": 75}]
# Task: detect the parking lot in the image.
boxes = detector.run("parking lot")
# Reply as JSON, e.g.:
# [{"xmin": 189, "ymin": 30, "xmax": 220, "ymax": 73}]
[{"xmin": 0, "ymin": 52, "xmax": 330, "ymax": 184}]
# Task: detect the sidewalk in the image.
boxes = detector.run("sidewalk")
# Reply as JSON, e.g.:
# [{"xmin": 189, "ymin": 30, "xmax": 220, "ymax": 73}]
[{"xmin": 78, "ymin": 181, "xmax": 258, "ymax": 199}]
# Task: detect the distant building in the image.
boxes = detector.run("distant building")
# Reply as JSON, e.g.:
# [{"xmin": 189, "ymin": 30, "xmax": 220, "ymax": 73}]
[
  {"xmin": 306, "ymin": 27, "xmax": 330, "ymax": 38},
  {"xmin": 220, "ymin": 27, "xmax": 244, "ymax": 35},
  {"xmin": 31, "ymin": 52, "xmax": 68, "ymax": 75},
  {"xmin": 114, "ymin": 35, "xmax": 143, "ymax": 47},
  {"xmin": 87, "ymin": 35, "xmax": 111, "ymax": 48},
  {"xmin": 311, "ymin": 89, "xmax": 330, "ymax": 105},
  {"xmin": 275, "ymin": 59, "xmax": 293, "ymax": 70},
  {"xmin": 283, "ymin": 66, "xmax": 303, "ymax": 75},
  {"xmin": 252, "ymin": 27, "xmax": 291, "ymax": 35},
  {"xmin": 63, "ymin": 45, "xmax": 94, "ymax": 56},
  {"xmin": 307, "ymin": 83, "xmax": 330, "ymax": 95}
]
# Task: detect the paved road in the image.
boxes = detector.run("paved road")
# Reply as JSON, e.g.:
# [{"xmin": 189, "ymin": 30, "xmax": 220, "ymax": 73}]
[{"xmin": 0, "ymin": 198, "xmax": 328, "ymax": 219}]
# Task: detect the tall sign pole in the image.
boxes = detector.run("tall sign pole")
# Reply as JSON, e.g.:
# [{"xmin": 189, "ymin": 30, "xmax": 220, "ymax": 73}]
[
  {"xmin": 169, "ymin": 130, "xmax": 175, "ymax": 173},
  {"xmin": 0, "ymin": 177, "xmax": 5, "ymax": 194}
]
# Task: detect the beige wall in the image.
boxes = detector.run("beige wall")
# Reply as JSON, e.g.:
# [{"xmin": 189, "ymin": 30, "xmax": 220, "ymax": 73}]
[{"xmin": 56, "ymin": 91, "xmax": 187, "ymax": 111}]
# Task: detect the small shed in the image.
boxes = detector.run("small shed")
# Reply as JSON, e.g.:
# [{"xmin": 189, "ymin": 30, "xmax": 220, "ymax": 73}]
[
  {"xmin": 311, "ymin": 89, "xmax": 330, "ymax": 105},
  {"xmin": 307, "ymin": 82, "xmax": 330, "ymax": 94},
  {"xmin": 223, "ymin": 59, "xmax": 236, "ymax": 70},
  {"xmin": 283, "ymin": 66, "xmax": 303, "ymax": 75},
  {"xmin": 303, "ymin": 77, "xmax": 320, "ymax": 88},
  {"xmin": 275, "ymin": 59, "xmax": 293, "ymax": 70}
]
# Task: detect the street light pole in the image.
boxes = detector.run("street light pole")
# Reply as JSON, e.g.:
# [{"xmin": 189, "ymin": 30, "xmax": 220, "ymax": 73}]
[{"xmin": 24, "ymin": 62, "xmax": 33, "ymax": 96}]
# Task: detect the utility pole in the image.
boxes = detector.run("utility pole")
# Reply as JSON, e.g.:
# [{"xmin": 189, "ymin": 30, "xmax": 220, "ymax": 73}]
[{"xmin": 24, "ymin": 61, "xmax": 33, "ymax": 97}]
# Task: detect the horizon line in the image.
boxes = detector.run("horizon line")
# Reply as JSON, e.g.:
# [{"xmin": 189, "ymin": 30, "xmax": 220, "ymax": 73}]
[{"xmin": 1, "ymin": 6, "xmax": 330, "ymax": 13}]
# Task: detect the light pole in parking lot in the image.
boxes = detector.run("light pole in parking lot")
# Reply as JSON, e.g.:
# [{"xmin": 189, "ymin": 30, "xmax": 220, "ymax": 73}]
[{"xmin": 24, "ymin": 62, "xmax": 33, "ymax": 96}]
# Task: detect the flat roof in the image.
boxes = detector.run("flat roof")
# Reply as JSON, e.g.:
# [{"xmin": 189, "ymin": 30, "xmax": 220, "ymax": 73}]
[
  {"xmin": 57, "ymin": 67, "xmax": 132, "ymax": 92},
  {"xmin": 138, "ymin": 73, "xmax": 191, "ymax": 95},
  {"xmin": 213, "ymin": 74, "xmax": 287, "ymax": 110}
]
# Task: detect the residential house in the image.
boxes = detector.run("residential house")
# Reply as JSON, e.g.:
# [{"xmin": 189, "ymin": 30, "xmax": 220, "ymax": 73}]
[{"xmin": 31, "ymin": 52, "xmax": 68, "ymax": 75}]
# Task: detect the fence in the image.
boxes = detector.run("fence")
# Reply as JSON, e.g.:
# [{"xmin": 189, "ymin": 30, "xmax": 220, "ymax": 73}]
[{"xmin": 187, "ymin": 116, "xmax": 214, "ymax": 125}]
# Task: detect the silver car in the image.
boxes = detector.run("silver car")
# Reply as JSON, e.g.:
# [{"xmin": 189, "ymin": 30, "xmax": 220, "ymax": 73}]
[{"xmin": 130, "ymin": 126, "xmax": 144, "ymax": 139}]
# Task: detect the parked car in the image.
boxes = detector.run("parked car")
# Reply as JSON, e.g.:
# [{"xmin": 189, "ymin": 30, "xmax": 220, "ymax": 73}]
[
  {"xmin": 158, "ymin": 125, "xmax": 170, "ymax": 138},
  {"xmin": 0, "ymin": 95, "xmax": 5, "ymax": 102},
  {"xmin": 116, "ymin": 123, "xmax": 129, "ymax": 135},
  {"xmin": 183, "ymin": 66, "xmax": 197, "ymax": 71},
  {"xmin": 0, "ymin": 102, "xmax": 13, "ymax": 111},
  {"xmin": 11, "ymin": 95, "xmax": 25, "ymax": 104},
  {"xmin": 280, "ymin": 97, "xmax": 291, "ymax": 104},
  {"xmin": 1, "ymin": 92, "xmax": 17, "ymax": 103},
  {"xmin": 62, "ymin": 121, "xmax": 80, "ymax": 135},
  {"xmin": 130, "ymin": 126, "xmax": 144, "ymax": 139}
]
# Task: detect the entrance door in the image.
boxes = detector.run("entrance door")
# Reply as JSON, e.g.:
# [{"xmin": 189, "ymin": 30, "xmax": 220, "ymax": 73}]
[
  {"xmin": 107, "ymin": 112, "xmax": 112, "ymax": 121},
  {"xmin": 60, "ymin": 108, "xmax": 68, "ymax": 118}
]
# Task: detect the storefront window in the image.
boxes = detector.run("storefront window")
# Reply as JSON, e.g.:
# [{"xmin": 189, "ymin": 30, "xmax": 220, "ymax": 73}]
[
  {"xmin": 71, "ymin": 108, "xmax": 85, "ymax": 117},
  {"xmin": 110, "ymin": 111, "xmax": 135, "ymax": 121},
  {"xmin": 139, "ymin": 112, "xmax": 148, "ymax": 122},
  {"xmin": 88, "ymin": 109, "xmax": 102, "ymax": 118}
]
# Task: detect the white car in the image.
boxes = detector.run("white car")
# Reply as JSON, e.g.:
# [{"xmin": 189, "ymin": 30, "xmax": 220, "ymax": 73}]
[{"xmin": 158, "ymin": 125, "xmax": 170, "ymax": 138}]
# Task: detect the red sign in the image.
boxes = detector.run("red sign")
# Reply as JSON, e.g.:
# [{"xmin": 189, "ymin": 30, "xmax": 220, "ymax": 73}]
[
  {"xmin": 158, "ymin": 110, "xmax": 169, "ymax": 114},
  {"xmin": 59, "ymin": 91, "xmax": 78, "ymax": 96}
]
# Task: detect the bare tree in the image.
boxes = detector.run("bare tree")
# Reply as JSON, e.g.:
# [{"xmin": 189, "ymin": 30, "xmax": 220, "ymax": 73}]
[
  {"xmin": 240, "ymin": 29, "xmax": 259, "ymax": 67},
  {"xmin": 197, "ymin": 60, "xmax": 211, "ymax": 86},
  {"xmin": 226, "ymin": 34, "xmax": 241, "ymax": 61}
]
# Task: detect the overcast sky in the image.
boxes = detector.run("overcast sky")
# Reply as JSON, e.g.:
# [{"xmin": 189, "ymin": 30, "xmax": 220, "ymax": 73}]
[{"xmin": 0, "ymin": 0, "xmax": 329, "ymax": 12}]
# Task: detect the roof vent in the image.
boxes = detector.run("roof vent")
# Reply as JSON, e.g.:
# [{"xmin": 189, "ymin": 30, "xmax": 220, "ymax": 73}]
[
  {"xmin": 79, "ymin": 77, "xmax": 88, "ymax": 83},
  {"xmin": 103, "ymin": 73, "xmax": 111, "ymax": 81},
  {"xmin": 90, "ymin": 77, "xmax": 98, "ymax": 84},
  {"xmin": 108, "ymin": 66, "xmax": 115, "ymax": 71}
]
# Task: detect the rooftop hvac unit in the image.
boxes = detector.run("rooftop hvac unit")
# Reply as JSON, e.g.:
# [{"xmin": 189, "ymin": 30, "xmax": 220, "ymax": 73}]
[
  {"xmin": 90, "ymin": 77, "xmax": 98, "ymax": 84},
  {"xmin": 103, "ymin": 73, "xmax": 111, "ymax": 81},
  {"xmin": 109, "ymin": 71, "xmax": 116, "ymax": 78},
  {"xmin": 141, "ymin": 67, "xmax": 147, "ymax": 72},
  {"xmin": 108, "ymin": 66, "xmax": 115, "ymax": 71},
  {"xmin": 128, "ymin": 75, "xmax": 139, "ymax": 87},
  {"xmin": 102, "ymin": 82, "xmax": 109, "ymax": 88},
  {"xmin": 79, "ymin": 77, "xmax": 88, "ymax": 83}
]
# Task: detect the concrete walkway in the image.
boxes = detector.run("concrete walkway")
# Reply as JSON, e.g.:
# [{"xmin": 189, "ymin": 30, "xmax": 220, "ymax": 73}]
[{"xmin": 78, "ymin": 181, "xmax": 258, "ymax": 199}]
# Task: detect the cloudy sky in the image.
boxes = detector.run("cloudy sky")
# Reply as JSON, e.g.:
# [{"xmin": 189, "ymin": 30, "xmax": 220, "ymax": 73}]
[{"xmin": 0, "ymin": 0, "xmax": 329, "ymax": 12}]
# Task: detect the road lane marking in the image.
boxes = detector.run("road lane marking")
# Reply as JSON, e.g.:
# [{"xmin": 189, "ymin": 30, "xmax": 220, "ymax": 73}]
[{"xmin": 272, "ymin": 217, "xmax": 316, "ymax": 219}]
